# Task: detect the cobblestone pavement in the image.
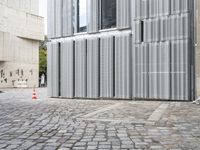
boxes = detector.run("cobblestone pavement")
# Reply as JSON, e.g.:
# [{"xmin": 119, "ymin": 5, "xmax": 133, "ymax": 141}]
[{"xmin": 0, "ymin": 88, "xmax": 200, "ymax": 150}]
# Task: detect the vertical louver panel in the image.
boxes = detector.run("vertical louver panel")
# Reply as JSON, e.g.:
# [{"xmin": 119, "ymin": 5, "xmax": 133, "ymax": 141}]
[
  {"xmin": 87, "ymin": 0, "xmax": 99, "ymax": 33},
  {"xmin": 170, "ymin": 14, "xmax": 190, "ymax": 40},
  {"xmin": 182, "ymin": 13, "xmax": 190, "ymax": 39},
  {"xmin": 181, "ymin": 0, "xmax": 189, "ymax": 12},
  {"xmin": 170, "ymin": 15, "xmax": 178, "ymax": 40},
  {"xmin": 160, "ymin": 16, "xmax": 170, "ymax": 41},
  {"xmin": 171, "ymin": 40, "xmax": 190, "ymax": 100},
  {"xmin": 47, "ymin": 43, "xmax": 53, "ymax": 97},
  {"xmin": 149, "ymin": 42, "xmax": 159, "ymax": 99},
  {"xmin": 47, "ymin": 0, "xmax": 55, "ymax": 38},
  {"xmin": 152, "ymin": 18, "xmax": 159, "ymax": 42},
  {"xmin": 115, "ymin": 33, "xmax": 131, "ymax": 99},
  {"xmin": 87, "ymin": 37, "xmax": 100, "ymax": 98},
  {"xmin": 132, "ymin": 43, "xmax": 148, "ymax": 98},
  {"xmin": 132, "ymin": 20, "xmax": 141, "ymax": 43},
  {"xmin": 182, "ymin": 39, "xmax": 190, "ymax": 100},
  {"xmin": 100, "ymin": 36, "xmax": 114, "ymax": 98},
  {"xmin": 144, "ymin": 19, "xmax": 159, "ymax": 42},
  {"xmin": 55, "ymin": 0, "xmax": 62, "ymax": 38},
  {"xmin": 60, "ymin": 40, "xmax": 74, "ymax": 98},
  {"xmin": 132, "ymin": 0, "xmax": 148, "ymax": 19},
  {"xmin": 117, "ymin": 0, "xmax": 131, "ymax": 29},
  {"xmin": 158, "ymin": 42, "xmax": 170, "ymax": 99},
  {"xmin": 132, "ymin": 0, "xmax": 141, "ymax": 19},
  {"xmin": 63, "ymin": 0, "xmax": 73, "ymax": 36},
  {"xmin": 75, "ymin": 39, "xmax": 87, "ymax": 98},
  {"xmin": 51, "ymin": 42, "xmax": 60, "ymax": 97},
  {"xmin": 171, "ymin": 0, "xmax": 181, "ymax": 14},
  {"xmin": 149, "ymin": 0, "xmax": 159, "ymax": 18},
  {"xmin": 144, "ymin": 19, "xmax": 150, "ymax": 42},
  {"xmin": 158, "ymin": 0, "xmax": 170, "ymax": 16},
  {"xmin": 141, "ymin": 0, "xmax": 149, "ymax": 19}
]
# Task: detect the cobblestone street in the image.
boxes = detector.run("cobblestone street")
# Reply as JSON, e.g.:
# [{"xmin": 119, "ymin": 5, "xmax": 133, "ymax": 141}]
[{"xmin": 0, "ymin": 88, "xmax": 200, "ymax": 150}]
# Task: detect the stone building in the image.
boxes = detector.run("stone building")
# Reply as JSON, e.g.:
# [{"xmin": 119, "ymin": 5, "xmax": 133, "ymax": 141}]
[
  {"xmin": 47, "ymin": 0, "xmax": 199, "ymax": 101},
  {"xmin": 0, "ymin": 0, "xmax": 44, "ymax": 88}
]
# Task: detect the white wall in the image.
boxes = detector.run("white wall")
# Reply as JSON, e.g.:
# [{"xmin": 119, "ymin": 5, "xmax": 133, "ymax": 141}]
[{"xmin": 0, "ymin": 0, "xmax": 44, "ymax": 88}]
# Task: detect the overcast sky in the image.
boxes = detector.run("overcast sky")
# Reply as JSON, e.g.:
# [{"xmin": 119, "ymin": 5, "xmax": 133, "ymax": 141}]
[{"xmin": 39, "ymin": 0, "xmax": 47, "ymax": 34}]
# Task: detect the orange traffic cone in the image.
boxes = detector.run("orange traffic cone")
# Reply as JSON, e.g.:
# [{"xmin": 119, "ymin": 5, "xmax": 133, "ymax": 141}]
[{"xmin": 32, "ymin": 89, "xmax": 37, "ymax": 100}]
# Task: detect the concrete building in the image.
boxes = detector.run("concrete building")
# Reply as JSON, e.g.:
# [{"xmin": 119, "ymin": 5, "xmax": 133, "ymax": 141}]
[
  {"xmin": 47, "ymin": 0, "xmax": 199, "ymax": 101},
  {"xmin": 0, "ymin": 0, "xmax": 44, "ymax": 88}
]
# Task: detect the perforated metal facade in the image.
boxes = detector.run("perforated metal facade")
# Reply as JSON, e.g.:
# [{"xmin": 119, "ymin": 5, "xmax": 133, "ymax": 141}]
[{"xmin": 47, "ymin": 0, "xmax": 196, "ymax": 101}]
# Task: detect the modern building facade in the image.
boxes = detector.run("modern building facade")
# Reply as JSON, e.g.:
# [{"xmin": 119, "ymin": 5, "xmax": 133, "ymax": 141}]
[
  {"xmin": 0, "ymin": 0, "xmax": 44, "ymax": 88},
  {"xmin": 47, "ymin": 0, "xmax": 199, "ymax": 101}
]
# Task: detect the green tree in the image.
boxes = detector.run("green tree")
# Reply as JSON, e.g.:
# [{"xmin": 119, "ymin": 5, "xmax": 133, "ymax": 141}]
[
  {"xmin": 39, "ymin": 48, "xmax": 47, "ymax": 77},
  {"xmin": 39, "ymin": 36, "xmax": 48, "ymax": 77}
]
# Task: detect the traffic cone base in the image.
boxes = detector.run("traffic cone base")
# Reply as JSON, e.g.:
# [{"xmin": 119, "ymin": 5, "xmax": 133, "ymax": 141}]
[{"xmin": 32, "ymin": 90, "xmax": 37, "ymax": 100}]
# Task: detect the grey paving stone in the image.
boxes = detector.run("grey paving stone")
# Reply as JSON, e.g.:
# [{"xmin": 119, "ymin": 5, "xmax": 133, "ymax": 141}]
[{"xmin": 0, "ymin": 88, "xmax": 199, "ymax": 149}]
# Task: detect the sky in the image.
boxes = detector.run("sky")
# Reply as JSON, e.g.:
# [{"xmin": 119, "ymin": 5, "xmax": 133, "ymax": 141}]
[{"xmin": 39, "ymin": 0, "xmax": 47, "ymax": 34}]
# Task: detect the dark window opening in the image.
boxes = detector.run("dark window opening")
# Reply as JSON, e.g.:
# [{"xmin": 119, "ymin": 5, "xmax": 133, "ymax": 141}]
[
  {"xmin": 101, "ymin": 0, "xmax": 116, "ymax": 30},
  {"xmin": 58, "ymin": 43, "xmax": 61, "ymax": 97},
  {"xmin": 141, "ymin": 21, "xmax": 144, "ymax": 42}
]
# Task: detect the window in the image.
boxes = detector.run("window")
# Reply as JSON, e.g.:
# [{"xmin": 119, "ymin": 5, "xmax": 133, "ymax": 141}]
[
  {"xmin": 101, "ymin": 0, "xmax": 116, "ymax": 29},
  {"xmin": 77, "ymin": 0, "xmax": 87, "ymax": 32}
]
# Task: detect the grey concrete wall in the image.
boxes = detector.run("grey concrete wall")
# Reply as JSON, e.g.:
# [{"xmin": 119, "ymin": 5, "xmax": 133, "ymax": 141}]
[
  {"xmin": 0, "ymin": 0, "xmax": 44, "ymax": 88},
  {"xmin": 0, "ymin": 0, "xmax": 39, "ymax": 15}
]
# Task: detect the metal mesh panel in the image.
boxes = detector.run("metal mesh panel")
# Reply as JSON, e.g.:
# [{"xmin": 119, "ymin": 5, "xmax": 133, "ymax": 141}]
[
  {"xmin": 158, "ymin": 0, "xmax": 170, "ymax": 16},
  {"xmin": 171, "ymin": 39, "xmax": 190, "ymax": 100},
  {"xmin": 117, "ymin": 0, "xmax": 131, "ymax": 29},
  {"xmin": 60, "ymin": 40, "xmax": 74, "ymax": 98},
  {"xmin": 47, "ymin": 0, "xmax": 55, "ymax": 38},
  {"xmin": 47, "ymin": 43, "xmax": 53, "ymax": 97},
  {"xmin": 87, "ymin": 0, "xmax": 99, "ymax": 33},
  {"xmin": 132, "ymin": 43, "xmax": 148, "ymax": 98},
  {"xmin": 87, "ymin": 37, "xmax": 100, "ymax": 98},
  {"xmin": 132, "ymin": 20, "xmax": 141, "ymax": 43},
  {"xmin": 131, "ymin": 0, "xmax": 141, "ymax": 19},
  {"xmin": 115, "ymin": 33, "xmax": 131, "ymax": 99},
  {"xmin": 160, "ymin": 16, "xmax": 170, "ymax": 41},
  {"xmin": 171, "ymin": 0, "xmax": 181, "ymax": 14},
  {"xmin": 158, "ymin": 42, "xmax": 170, "ymax": 99},
  {"xmin": 132, "ymin": 0, "xmax": 148, "ymax": 19},
  {"xmin": 100, "ymin": 35, "xmax": 114, "ymax": 98},
  {"xmin": 55, "ymin": 0, "xmax": 62, "ymax": 38},
  {"xmin": 51, "ymin": 42, "xmax": 60, "ymax": 97},
  {"xmin": 63, "ymin": 0, "xmax": 73, "ymax": 36},
  {"xmin": 149, "ymin": 0, "xmax": 159, "ymax": 18},
  {"xmin": 75, "ymin": 39, "xmax": 87, "ymax": 98},
  {"xmin": 149, "ymin": 42, "xmax": 159, "ymax": 99}
]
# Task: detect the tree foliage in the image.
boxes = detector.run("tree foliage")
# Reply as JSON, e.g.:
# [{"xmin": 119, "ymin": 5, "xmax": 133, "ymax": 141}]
[
  {"xmin": 39, "ymin": 48, "xmax": 47, "ymax": 77},
  {"xmin": 39, "ymin": 36, "xmax": 48, "ymax": 77}
]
